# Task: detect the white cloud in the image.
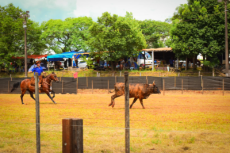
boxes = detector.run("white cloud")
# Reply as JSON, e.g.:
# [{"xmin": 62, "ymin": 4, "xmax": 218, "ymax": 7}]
[
  {"xmin": 74, "ymin": 0, "xmax": 187, "ymax": 21},
  {"xmin": 1, "ymin": 0, "xmax": 187, "ymax": 23}
]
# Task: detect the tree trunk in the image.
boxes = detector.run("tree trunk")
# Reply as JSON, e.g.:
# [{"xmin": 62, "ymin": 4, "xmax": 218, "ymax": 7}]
[
  {"xmin": 185, "ymin": 57, "xmax": 188, "ymax": 71},
  {"xmin": 193, "ymin": 55, "xmax": 196, "ymax": 70},
  {"xmin": 203, "ymin": 55, "xmax": 205, "ymax": 71}
]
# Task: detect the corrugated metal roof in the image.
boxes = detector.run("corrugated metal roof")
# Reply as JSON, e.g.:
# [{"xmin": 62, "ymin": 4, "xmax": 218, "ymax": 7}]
[{"xmin": 142, "ymin": 48, "xmax": 172, "ymax": 52}]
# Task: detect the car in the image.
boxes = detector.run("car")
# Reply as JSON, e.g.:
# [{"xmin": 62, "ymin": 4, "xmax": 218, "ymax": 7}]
[{"xmin": 78, "ymin": 60, "xmax": 88, "ymax": 69}]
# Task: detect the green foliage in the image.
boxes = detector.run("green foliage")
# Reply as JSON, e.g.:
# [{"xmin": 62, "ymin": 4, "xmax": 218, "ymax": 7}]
[
  {"xmin": 80, "ymin": 55, "xmax": 95, "ymax": 68},
  {"xmin": 0, "ymin": 3, "xmax": 46, "ymax": 66},
  {"xmin": 138, "ymin": 20, "xmax": 171, "ymax": 48},
  {"xmin": 203, "ymin": 57, "xmax": 220, "ymax": 68},
  {"xmin": 41, "ymin": 17, "xmax": 93, "ymax": 53},
  {"xmin": 88, "ymin": 12, "xmax": 146, "ymax": 63},
  {"xmin": 170, "ymin": 0, "xmax": 226, "ymax": 59}
]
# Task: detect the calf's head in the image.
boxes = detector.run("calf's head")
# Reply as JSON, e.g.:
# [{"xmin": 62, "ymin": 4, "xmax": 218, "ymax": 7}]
[{"xmin": 150, "ymin": 81, "xmax": 161, "ymax": 94}]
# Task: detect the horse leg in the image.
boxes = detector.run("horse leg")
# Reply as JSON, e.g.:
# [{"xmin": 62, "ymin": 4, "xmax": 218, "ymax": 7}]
[
  {"xmin": 20, "ymin": 89, "xmax": 27, "ymax": 105},
  {"xmin": 130, "ymin": 98, "xmax": 138, "ymax": 109},
  {"xmin": 29, "ymin": 90, "xmax": 35, "ymax": 100},
  {"xmin": 45, "ymin": 90, "xmax": 56, "ymax": 104},
  {"xmin": 50, "ymin": 90, "xmax": 55, "ymax": 99}
]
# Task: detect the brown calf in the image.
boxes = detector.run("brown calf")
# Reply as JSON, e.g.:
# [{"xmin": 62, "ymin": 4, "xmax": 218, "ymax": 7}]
[{"xmin": 109, "ymin": 81, "xmax": 160, "ymax": 109}]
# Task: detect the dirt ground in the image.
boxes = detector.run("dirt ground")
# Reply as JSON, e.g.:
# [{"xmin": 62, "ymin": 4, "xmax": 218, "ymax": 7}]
[
  {"xmin": 76, "ymin": 89, "xmax": 230, "ymax": 96},
  {"xmin": 0, "ymin": 91, "xmax": 230, "ymax": 153}
]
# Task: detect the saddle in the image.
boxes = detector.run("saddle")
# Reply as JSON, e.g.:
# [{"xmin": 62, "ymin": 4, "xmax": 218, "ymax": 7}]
[{"xmin": 30, "ymin": 75, "xmax": 44, "ymax": 86}]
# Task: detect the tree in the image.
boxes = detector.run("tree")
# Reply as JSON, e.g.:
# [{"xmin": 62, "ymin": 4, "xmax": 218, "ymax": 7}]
[
  {"xmin": 88, "ymin": 12, "xmax": 146, "ymax": 70},
  {"xmin": 40, "ymin": 17, "xmax": 93, "ymax": 53},
  {"xmin": 170, "ymin": 0, "xmax": 227, "ymax": 64},
  {"xmin": 0, "ymin": 3, "xmax": 46, "ymax": 69},
  {"xmin": 138, "ymin": 20, "xmax": 171, "ymax": 48}
]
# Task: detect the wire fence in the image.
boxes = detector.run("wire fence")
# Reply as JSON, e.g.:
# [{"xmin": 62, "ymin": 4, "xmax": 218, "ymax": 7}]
[{"xmin": 1, "ymin": 76, "xmax": 230, "ymax": 94}]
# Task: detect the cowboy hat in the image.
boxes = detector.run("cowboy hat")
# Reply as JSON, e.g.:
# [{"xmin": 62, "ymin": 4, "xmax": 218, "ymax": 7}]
[{"xmin": 35, "ymin": 60, "xmax": 41, "ymax": 64}]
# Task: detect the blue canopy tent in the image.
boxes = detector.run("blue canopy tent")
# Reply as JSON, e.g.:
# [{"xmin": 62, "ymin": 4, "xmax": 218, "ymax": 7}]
[
  {"xmin": 47, "ymin": 51, "xmax": 80, "ymax": 62},
  {"xmin": 72, "ymin": 53, "xmax": 90, "ymax": 67},
  {"xmin": 73, "ymin": 53, "xmax": 89, "ymax": 59},
  {"xmin": 47, "ymin": 51, "xmax": 89, "ymax": 61}
]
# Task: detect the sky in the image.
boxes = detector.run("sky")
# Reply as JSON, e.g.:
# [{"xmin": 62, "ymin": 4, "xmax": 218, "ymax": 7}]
[{"xmin": 0, "ymin": 0, "xmax": 188, "ymax": 24}]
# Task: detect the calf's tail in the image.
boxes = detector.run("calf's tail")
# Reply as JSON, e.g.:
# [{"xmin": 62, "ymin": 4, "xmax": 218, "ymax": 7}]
[
  {"xmin": 11, "ymin": 82, "xmax": 21, "ymax": 93},
  {"xmin": 109, "ymin": 90, "xmax": 115, "ymax": 93}
]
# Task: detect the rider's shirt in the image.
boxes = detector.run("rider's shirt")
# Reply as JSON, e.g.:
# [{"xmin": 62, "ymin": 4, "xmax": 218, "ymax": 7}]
[{"xmin": 32, "ymin": 66, "xmax": 43, "ymax": 76}]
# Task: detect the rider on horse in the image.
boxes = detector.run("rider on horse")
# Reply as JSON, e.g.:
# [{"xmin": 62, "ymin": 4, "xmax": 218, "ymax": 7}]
[{"xmin": 28, "ymin": 60, "xmax": 46, "ymax": 89}]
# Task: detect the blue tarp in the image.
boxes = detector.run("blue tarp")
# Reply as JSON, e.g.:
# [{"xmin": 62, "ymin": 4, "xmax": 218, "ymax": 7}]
[
  {"xmin": 138, "ymin": 52, "xmax": 151, "ymax": 59},
  {"xmin": 74, "ymin": 54, "xmax": 89, "ymax": 59},
  {"xmin": 47, "ymin": 51, "xmax": 90, "ymax": 61},
  {"xmin": 47, "ymin": 51, "xmax": 83, "ymax": 62}
]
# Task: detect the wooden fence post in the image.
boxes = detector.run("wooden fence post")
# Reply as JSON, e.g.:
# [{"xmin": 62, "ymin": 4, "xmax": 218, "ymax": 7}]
[
  {"xmin": 86, "ymin": 77, "xmax": 88, "ymax": 88},
  {"xmin": 108, "ymin": 80, "xmax": 109, "ymax": 94},
  {"xmin": 124, "ymin": 71, "xmax": 130, "ymax": 153},
  {"xmin": 62, "ymin": 80, "xmax": 64, "ymax": 94},
  {"xmin": 163, "ymin": 79, "xmax": 165, "ymax": 96},
  {"xmin": 174, "ymin": 76, "xmax": 176, "ymax": 87},
  {"xmin": 35, "ymin": 72, "xmax": 40, "ymax": 153},
  {"xmin": 146, "ymin": 76, "xmax": 148, "ymax": 84},
  {"xmin": 8, "ymin": 80, "xmax": 10, "ymax": 93},
  {"xmin": 223, "ymin": 79, "xmax": 224, "ymax": 96},
  {"xmin": 92, "ymin": 80, "xmax": 93, "ymax": 94},
  {"xmin": 199, "ymin": 71, "xmax": 200, "ymax": 76},
  {"xmin": 62, "ymin": 118, "xmax": 83, "ymax": 153},
  {"xmin": 115, "ymin": 76, "xmax": 117, "ymax": 83},
  {"xmin": 76, "ymin": 78, "xmax": 78, "ymax": 94},
  {"xmin": 181, "ymin": 79, "xmax": 183, "ymax": 94},
  {"xmin": 72, "ymin": 119, "xmax": 83, "ymax": 153},
  {"xmin": 201, "ymin": 75, "xmax": 203, "ymax": 94},
  {"xmin": 202, "ymin": 79, "xmax": 204, "ymax": 94}
]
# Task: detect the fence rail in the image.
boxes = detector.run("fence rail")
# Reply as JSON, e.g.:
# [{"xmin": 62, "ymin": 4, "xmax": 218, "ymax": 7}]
[{"xmin": 1, "ymin": 76, "xmax": 230, "ymax": 94}]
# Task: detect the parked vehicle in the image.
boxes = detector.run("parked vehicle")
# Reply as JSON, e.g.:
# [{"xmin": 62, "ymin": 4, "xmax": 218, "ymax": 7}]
[
  {"xmin": 137, "ymin": 52, "xmax": 153, "ymax": 68},
  {"xmin": 78, "ymin": 60, "xmax": 88, "ymax": 69}
]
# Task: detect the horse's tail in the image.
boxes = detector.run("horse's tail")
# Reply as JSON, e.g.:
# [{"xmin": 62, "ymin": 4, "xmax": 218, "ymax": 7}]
[{"xmin": 11, "ymin": 82, "xmax": 21, "ymax": 93}]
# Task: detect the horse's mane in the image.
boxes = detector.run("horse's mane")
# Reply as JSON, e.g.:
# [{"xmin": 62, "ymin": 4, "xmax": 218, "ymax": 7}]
[{"xmin": 45, "ymin": 73, "xmax": 56, "ymax": 78}]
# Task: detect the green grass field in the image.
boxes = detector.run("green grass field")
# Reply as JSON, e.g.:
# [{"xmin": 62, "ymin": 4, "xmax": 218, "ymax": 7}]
[{"xmin": 0, "ymin": 92, "xmax": 230, "ymax": 153}]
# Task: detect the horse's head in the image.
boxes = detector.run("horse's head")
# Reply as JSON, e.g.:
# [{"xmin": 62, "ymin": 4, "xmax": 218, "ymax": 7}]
[{"xmin": 49, "ymin": 72, "xmax": 59, "ymax": 82}]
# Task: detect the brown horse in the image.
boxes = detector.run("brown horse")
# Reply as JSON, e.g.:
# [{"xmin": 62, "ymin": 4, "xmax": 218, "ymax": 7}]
[{"xmin": 11, "ymin": 72, "xmax": 59, "ymax": 104}]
